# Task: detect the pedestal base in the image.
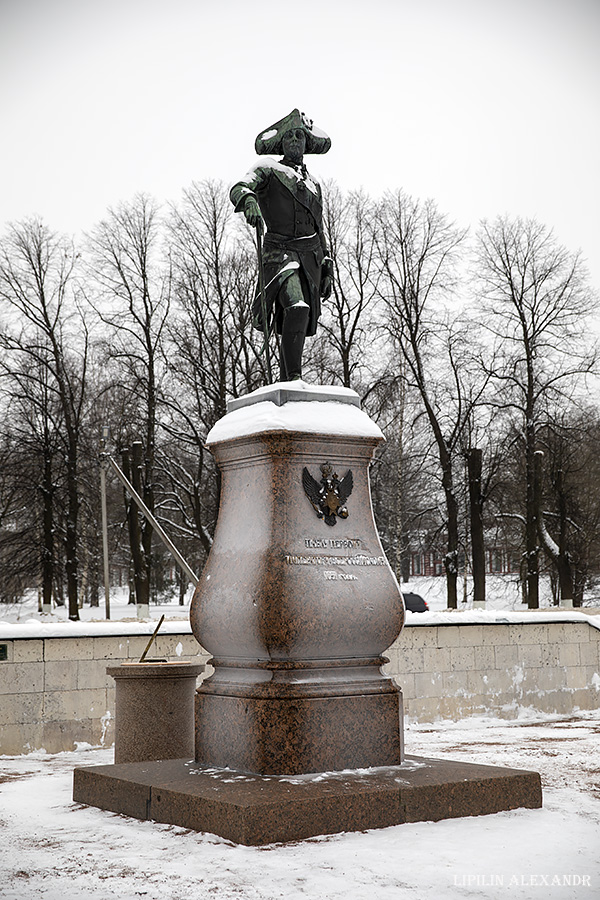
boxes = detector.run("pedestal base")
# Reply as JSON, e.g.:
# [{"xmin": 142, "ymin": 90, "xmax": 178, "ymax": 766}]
[
  {"xmin": 195, "ymin": 686, "xmax": 404, "ymax": 774},
  {"xmin": 73, "ymin": 756, "xmax": 542, "ymax": 846}
]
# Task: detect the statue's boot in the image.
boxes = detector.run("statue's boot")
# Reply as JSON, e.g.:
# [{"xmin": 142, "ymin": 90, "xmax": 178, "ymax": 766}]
[{"xmin": 280, "ymin": 304, "xmax": 309, "ymax": 381}]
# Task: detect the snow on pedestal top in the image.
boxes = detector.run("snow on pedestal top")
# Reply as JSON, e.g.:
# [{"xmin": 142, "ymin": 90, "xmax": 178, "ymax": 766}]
[{"xmin": 207, "ymin": 381, "xmax": 383, "ymax": 445}]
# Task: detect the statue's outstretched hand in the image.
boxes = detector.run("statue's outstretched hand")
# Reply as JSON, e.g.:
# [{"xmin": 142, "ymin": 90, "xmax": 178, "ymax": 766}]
[{"xmin": 243, "ymin": 196, "xmax": 262, "ymax": 227}]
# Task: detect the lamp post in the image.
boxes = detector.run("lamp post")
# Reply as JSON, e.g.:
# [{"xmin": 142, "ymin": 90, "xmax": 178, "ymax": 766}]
[{"xmin": 100, "ymin": 425, "xmax": 111, "ymax": 620}]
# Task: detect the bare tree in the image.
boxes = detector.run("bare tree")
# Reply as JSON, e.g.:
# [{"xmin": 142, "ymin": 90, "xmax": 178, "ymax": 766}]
[
  {"xmin": 375, "ymin": 189, "xmax": 471, "ymax": 608},
  {"xmin": 167, "ymin": 180, "xmax": 263, "ymax": 420},
  {"xmin": 465, "ymin": 447, "xmax": 486, "ymax": 605},
  {"xmin": 0, "ymin": 219, "xmax": 88, "ymax": 620},
  {"xmin": 475, "ymin": 216, "xmax": 597, "ymax": 608},
  {"xmin": 0, "ymin": 355, "xmax": 62, "ymax": 610},
  {"xmin": 163, "ymin": 180, "xmax": 262, "ymax": 563},
  {"xmin": 310, "ymin": 184, "xmax": 380, "ymax": 391},
  {"xmin": 369, "ymin": 385, "xmax": 440, "ymax": 583},
  {"xmin": 534, "ymin": 409, "xmax": 600, "ymax": 606},
  {"xmin": 86, "ymin": 194, "xmax": 171, "ymax": 611}
]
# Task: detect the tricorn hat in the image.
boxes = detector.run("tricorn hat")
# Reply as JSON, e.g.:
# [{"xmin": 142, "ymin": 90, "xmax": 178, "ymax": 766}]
[{"xmin": 255, "ymin": 109, "xmax": 331, "ymax": 156}]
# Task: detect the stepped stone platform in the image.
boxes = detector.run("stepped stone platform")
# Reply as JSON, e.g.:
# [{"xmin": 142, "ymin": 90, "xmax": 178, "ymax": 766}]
[{"xmin": 73, "ymin": 755, "xmax": 542, "ymax": 846}]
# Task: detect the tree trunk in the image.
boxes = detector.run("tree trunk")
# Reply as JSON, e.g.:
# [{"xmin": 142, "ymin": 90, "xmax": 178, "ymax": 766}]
[
  {"xmin": 121, "ymin": 447, "xmax": 150, "ymax": 608},
  {"xmin": 54, "ymin": 571, "xmax": 65, "ymax": 607},
  {"xmin": 89, "ymin": 546, "xmax": 100, "ymax": 607},
  {"xmin": 65, "ymin": 449, "xmax": 80, "ymax": 621},
  {"xmin": 178, "ymin": 568, "xmax": 187, "ymax": 606},
  {"xmin": 555, "ymin": 468, "xmax": 574, "ymax": 606},
  {"xmin": 394, "ymin": 372, "xmax": 406, "ymax": 584},
  {"xmin": 441, "ymin": 452, "xmax": 459, "ymax": 609},
  {"xmin": 556, "ymin": 553, "xmax": 574, "ymax": 606},
  {"xmin": 525, "ymin": 421, "xmax": 539, "ymax": 608},
  {"xmin": 134, "ymin": 440, "xmax": 153, "ymax": 607},
  {"xmin": 128, "ymin": 569, "xmax": 136, "ymax": 605},
  {"xmin": 444, "ymin": 493, "xmax": 459, "ymax": 609},
  {"xmin": 573, "ymin": 564, "xmax": 586, "ymax": 608},
  {"xmin": 467, "ymin": 448, "xmax": 486, "ymax": 606},
  {"xmin": 41, "ymin": 444, "xmax": 54, "ymax": 611},
  {"xmin": 535, "ymin": 452, "xmax": 574, "ymax": 608}
]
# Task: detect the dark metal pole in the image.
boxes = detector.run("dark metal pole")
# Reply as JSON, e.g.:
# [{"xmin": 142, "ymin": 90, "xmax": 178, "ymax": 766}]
[
  {"xmin": 139, "ymin": 614, "xmax": 165, "ymax": 662},
  {"xmin": 100, "ymin": 426, "xmax": 111, "ymax": 620},
  {"xmin": 105, "ymin": 455, "xmax": 199, "ymax": 588}
]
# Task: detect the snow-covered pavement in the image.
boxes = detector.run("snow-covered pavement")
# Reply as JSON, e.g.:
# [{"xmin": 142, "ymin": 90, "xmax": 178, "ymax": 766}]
[{"xmin": 1, "ymin": 710, "xmax": 599, "ymax": 900}]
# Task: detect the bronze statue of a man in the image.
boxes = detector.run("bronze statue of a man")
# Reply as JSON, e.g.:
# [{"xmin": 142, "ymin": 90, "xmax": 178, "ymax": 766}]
[{"xmin": 230, "ymin": 109, "xmax": 332, "ymax": 381}]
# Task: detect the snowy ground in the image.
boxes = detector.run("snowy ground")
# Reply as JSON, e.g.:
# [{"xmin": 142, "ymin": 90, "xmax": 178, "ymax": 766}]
[
  {"xmin": 2, "ymin": 574, "xmax": 598, "ymax": 628},
  {"xmin": 2, "ymin": 579, "xmax": 599, "ymax": 898},
  {"xmin": 1, "ymin": 710, "xmax": 599, "ymax": 900}
]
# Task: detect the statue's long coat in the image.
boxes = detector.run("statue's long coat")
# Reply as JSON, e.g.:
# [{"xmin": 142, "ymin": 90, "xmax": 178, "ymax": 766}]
[{"xmin": 230, "ymin": 158, "xmax": 328, "ymax": 336}]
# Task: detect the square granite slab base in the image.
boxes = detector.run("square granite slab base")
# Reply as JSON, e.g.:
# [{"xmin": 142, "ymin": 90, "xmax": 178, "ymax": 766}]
[{"xmin": 73, "ymin": 755, "xmax": 542, "ymax": 845}]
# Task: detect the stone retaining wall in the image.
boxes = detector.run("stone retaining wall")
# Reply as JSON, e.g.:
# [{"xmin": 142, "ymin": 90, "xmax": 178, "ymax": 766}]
[
  {"xmin": 1, "ymin": 617, "xmax": 599, "ymax": 755},
  {"xmin": 0, "ymin": 630, "xmax": 209, "ymax": 755},
  {"xmin": 384, "ymin": 618, "xmax": 600, "ymax": 722}
]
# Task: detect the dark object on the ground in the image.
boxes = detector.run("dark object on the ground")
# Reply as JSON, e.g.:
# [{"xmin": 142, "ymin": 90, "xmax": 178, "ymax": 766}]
[{"xmin": 403, "ymin": 592, "xmax": 429, "ymax": 613}]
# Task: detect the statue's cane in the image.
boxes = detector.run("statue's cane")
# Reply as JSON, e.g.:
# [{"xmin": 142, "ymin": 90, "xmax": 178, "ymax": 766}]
[{"xmin": 255, "ymin": 219, "xmax": 272, "ymax": 384}]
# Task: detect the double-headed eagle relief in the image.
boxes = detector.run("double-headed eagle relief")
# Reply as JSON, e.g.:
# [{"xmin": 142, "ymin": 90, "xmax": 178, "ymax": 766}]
[{"xmin": 302, "ymin": 462, "xmax": 354, "ymax": 526}]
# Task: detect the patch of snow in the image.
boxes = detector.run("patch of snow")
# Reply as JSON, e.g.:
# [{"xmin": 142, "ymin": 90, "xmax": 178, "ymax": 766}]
[
  {"xmin": 1, "ymin": 575, "xmax": 598, "ymax": 636},
  {"xmin": 247, "ymin": 157, "xmax": 322, "ymax": 195},
  {"xmin": 100, "ymin": 712, "xmax": 112, "ymax": 747},
  {"xmin": 311, "ymin": 124, "xmax": 329, "ymax": 139},
  {"xmin": 0, "ymin": 618, "xmax": 193, "ymax": 640},
  {"xmin": 403, "ymin": 606, "xmax": 600, "ymax": 632},
  {"xmin": 207, "ymin": 394, "xmax": 383, "ymax": 445},
  {"xmin": 234, "ymin": 379, "xmax": 360, "ymax": 404}
]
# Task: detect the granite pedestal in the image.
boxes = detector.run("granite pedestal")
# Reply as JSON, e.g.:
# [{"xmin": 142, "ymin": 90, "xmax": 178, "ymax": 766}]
[
  {"xmin": 74, "ymin": 383, "xmax": 542, "ymax": 842},
  {"xmin": 191, "ymin": 386, "xmax": 405, "ymax": 774}
]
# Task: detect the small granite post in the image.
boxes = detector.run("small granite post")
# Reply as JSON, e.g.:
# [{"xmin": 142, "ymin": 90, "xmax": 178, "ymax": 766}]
[{"xmin": 108, "ymin": 661, "xmax": 204, "ymax": 764}]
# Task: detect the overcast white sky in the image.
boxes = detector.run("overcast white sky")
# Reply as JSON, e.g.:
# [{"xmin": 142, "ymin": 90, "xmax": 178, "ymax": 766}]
[{"xmin": 1, "ymin": 0, "xmax": 599, "ymax": 286}]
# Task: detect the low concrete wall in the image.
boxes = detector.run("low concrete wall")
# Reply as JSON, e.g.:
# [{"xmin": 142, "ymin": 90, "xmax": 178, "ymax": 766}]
[
  {"xmin": 1, "ymin": 614, "xmax": 599, "ymax": 755},
  {"xmin": 385, "ymin": 615, "xmax": 600, "ymax": 722},
  {"xmin": 0, "ymin": 627, "xmax": 209, "ymax": 755}
]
